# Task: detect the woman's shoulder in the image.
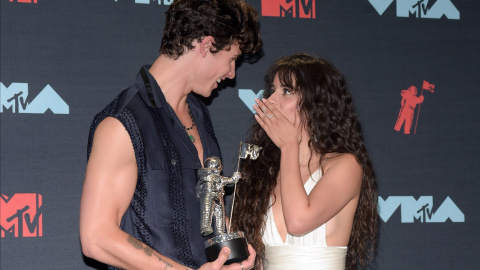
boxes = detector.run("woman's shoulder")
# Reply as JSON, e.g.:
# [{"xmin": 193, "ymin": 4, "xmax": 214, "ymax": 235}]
[
  {"xmin": 323, "ymin": 153, "xmax": 362, "ymax": 182},
  {"xmin": 324, "ymin": 152, "xmax": 358, "ymax": 166}
]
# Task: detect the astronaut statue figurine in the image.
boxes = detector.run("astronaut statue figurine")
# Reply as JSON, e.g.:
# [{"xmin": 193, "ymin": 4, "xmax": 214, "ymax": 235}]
[
  {"xmin": 197, "ymin": 143, "xmax": 261, "ymax": 264},
  {"xmin": 197, "ymin": 156, "xmax": 241, "ymax": 237}
]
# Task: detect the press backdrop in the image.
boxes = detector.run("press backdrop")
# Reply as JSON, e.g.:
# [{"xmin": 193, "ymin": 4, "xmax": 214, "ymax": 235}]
[{"xmin": 1, "ymin": 0, "xmax": 479, "ymax": 269}]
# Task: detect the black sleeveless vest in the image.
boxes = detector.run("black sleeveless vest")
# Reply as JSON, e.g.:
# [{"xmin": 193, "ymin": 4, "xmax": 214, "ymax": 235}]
[{"xmin": 87, "ymin": 66, "xmax": 221, "ymax": 268}]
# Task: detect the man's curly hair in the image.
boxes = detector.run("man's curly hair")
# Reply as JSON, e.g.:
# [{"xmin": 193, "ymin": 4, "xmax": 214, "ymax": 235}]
[{"xmin": 160, "ymin": 0, "xmax": 262, "ymax": 59}]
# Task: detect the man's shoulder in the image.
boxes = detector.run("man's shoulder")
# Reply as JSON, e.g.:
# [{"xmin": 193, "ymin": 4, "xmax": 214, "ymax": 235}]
[
  {"xmin": 96, "ymin": 85, "xmax": 149, "ymax": 118},
  {"xmin": 88, "ymin": 86, "xmax": 145, "ymax": 134}
]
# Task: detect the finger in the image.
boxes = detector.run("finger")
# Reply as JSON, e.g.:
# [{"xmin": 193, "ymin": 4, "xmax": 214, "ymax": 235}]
[
  {"xmin": 213, "ymin": 247, "xmax": 230, "ymax": 267},
  {"xmin": 255, "ymin": 100, "xmax": 276, "ymax": 122},
  {"xmin": 244, "ymin": 244, "xmax": 256, "ymax": 266},
  {"xmin": 232, "ymin": 245, "xmax": 256, "ymax": 270},
  {"xmin": 254, "ymin": 99, "xmax": 268, "ymax": 117},
  {"xmin": 260, "ymin": 99, "xmax": 276, "ymax": 116},
  {"xmin": 261, "ymin": 98, "xmax": 270, "ymax": 108},
  {"xmin": 253, "ymin": 104, "xmax": 271, "ymax": 123},
  {"xmin": 252, "ymin": 103, "xmax": 263, "ymax": 115},
  {"xmin": 247, "ymin": 244, "xmax": 256, "ymax": 257},
  {"xmin": 256, "ymin": 98, "xmax": 273, "ymax": 116},
  {"xmin": 254, "ymin": 98, "xmax": 266, "ymax": 111},
  {"xmin": 254, "ymin": 114, "xmax": 269, "ymax": 131},
  {"xmin": 261, "ymin": 99, "xmax": 279, "ymax": 120}
]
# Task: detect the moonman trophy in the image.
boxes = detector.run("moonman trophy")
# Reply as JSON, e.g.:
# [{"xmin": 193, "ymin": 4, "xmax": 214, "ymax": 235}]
[{"xmin": 196, "ymin": 142, "xmax": 262, "ymax": 264}]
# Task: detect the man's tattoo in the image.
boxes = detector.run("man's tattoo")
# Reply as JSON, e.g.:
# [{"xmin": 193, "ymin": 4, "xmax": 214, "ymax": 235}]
[{"xmin": 127, "ymin": 235, "xmax": 173, "ymax": 269}]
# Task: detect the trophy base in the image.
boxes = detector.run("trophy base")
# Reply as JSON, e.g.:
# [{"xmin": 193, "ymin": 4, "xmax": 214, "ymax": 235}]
[{"xmin": 204, "ymin": 231, "xmax": 249, "ymax": 265}]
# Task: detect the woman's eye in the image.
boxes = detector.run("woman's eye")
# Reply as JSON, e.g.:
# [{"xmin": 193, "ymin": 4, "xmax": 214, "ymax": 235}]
[{"xmin": 283, "ymin": 88, "xmax": 292, "ymax": 95}]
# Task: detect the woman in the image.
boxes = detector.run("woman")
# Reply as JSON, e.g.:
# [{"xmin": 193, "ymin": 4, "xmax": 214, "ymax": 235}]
[{"xmin": 231, "ymin": 53, "xmax": 377, "ymax": 269}]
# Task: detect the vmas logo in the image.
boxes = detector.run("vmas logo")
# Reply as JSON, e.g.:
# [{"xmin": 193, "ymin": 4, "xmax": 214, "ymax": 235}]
[
  {"xmin": 379, "ymin": 196, "xmax": 464, "ymax": 223},
  {"xmin": 262, "ymin": 0, "xmax": 316, "ymax": 19},
  {"xmin": 394, "ymin": 80, "xmax": 434, "ymax": 135},
  {"xmin": 369, "ymin": 0, "xmax": 460, "ymax": 19},
  {"xmin": 1, "ymin": 82, "xmax": 69, "ymax": 114},
  {"xmin": 1, "ymin": 194, "xmax": 43, "ymax": 237},
  {"xmin": 239, "ymin": 89, "xmax": 264, "ymax": 113}
]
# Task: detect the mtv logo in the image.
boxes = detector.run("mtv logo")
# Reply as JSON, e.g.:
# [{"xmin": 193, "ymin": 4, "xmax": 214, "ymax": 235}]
[
  {"xmin": 262, "ymin": 0, "xmax": 316, "ymax": 18},
  {"xmin": 1, "ymin": 82, "xmax": 69, "ymax": 114},
  {"xmin": 1, "ymin": 194, "xmax": 43, "ymax": 237}
]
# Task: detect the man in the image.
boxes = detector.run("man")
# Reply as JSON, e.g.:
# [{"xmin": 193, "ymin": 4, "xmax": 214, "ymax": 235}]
[{"xmin": 79, "ymin": 1, "xmax": 262, "ymax": 269}]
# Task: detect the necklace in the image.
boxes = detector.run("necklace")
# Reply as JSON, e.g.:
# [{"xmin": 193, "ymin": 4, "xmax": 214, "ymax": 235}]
[{"xmin": 182, "ymin": 104, "xmax": 196, "ymax": 143}]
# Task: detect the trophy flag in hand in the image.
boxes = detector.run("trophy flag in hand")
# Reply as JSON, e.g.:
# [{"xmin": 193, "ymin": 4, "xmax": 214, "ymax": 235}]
[
  {"xmin": 235, "ymin": 142, "xmax": 263, "ymax": 178},
  {"xmin": 238, "ymin": 142, "xmax": 263, "ymax": 160},
  {"xmin": 229, "ymin": 142, "xmax": 262, "ymax": 232}
]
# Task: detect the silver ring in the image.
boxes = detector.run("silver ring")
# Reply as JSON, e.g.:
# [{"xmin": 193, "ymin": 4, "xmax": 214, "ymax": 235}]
[
  {"xmin": 266, "ymin": 113, "xmax": 274, "ymax": 119},
  {"xmin": 240, "ymin": 263, "xmax": 245, "ymax": 270}
]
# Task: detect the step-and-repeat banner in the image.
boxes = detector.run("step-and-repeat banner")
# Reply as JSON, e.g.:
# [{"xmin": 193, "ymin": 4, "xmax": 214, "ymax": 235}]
[{"xmin": 1, "ymin": 1, "xmax": 479, "ymax": 269}]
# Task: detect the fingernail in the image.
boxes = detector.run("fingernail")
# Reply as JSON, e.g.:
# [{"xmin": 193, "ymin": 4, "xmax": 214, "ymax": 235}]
[{"xmin": 223, "ymin": 247, "xmax": 230, "ymax": 254}]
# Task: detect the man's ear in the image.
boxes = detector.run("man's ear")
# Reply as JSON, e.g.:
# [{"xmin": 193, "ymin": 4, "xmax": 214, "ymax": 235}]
[{"xmin": 200, "ymin": 36, "xmax": 215, "ymax": 58}]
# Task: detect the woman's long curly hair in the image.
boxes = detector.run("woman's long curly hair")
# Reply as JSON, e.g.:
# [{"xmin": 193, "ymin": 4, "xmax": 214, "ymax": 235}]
[{"xmin": 231, "ymin": 53, "xmax": 378, "ymax": 270}]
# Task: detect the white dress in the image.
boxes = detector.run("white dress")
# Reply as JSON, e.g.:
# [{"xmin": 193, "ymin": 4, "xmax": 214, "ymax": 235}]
[{"xmin": 262, "ymin": 168, "xmax": 347, "ymax": 269}]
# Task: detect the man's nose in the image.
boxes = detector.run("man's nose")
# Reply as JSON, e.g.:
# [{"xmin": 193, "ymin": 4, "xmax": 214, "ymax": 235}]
[{"xmin": 226, "ymin": 62, "xmax": 236, "ymax": 79}]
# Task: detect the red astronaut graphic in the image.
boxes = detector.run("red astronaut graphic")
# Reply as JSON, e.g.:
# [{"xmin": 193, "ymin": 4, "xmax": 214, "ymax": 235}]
[
  {"xmin": 394, "ymin": 81, "xmax": 435, "ymax": 134},
  {"xmin": 9, "ymin": 0, "xmax": 37, "ymax": 3},
  {"xmin": 394, "ymin": 86, "xmax": 424, "ymax": 134},
  {"xmin": 394, "ymin": 80, "xmax": 435, "ymax": 134}
]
